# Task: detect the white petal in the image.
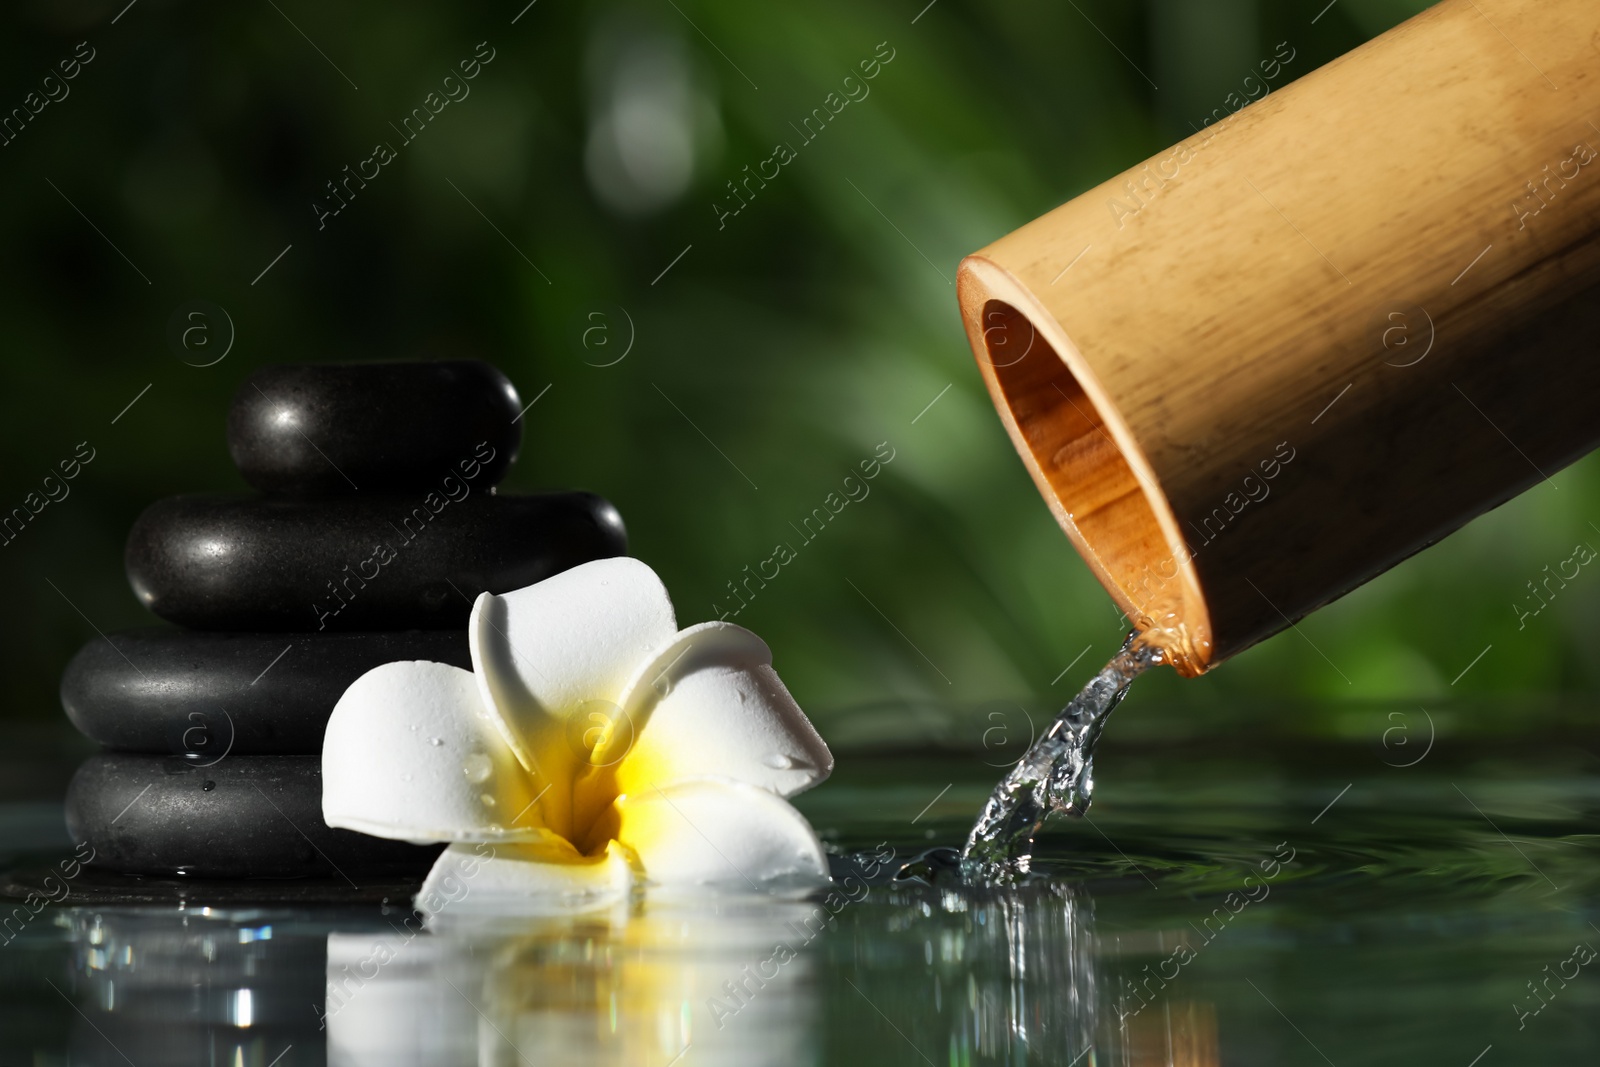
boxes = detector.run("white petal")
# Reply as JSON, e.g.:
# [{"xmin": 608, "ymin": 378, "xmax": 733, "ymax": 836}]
[
  {"xmin": 415, "ymin": 841, "xmax": 634, "ymax": 918},
  {"xmin": 609, "ymin": 622, "xmax": 833, "ymax": 798},
  {"xmin": 322, "ymin": 661, "xmax": 548, "ymax": 844},
  {"xmin": 468, "ymin": 557, "xmax": 677, "ymax": 834},
  {"xmin": 614, "ymin": 778, "xmax": 829, "ymax": 891}
]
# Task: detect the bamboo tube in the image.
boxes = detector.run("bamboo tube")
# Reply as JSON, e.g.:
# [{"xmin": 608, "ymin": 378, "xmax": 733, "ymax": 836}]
[{"xmin": 958, "ymin": 0, "xmax": 1600, "ymax": 676}]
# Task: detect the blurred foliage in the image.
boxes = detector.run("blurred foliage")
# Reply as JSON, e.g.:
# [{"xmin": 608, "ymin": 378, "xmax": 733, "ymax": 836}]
[{"xmin": 1, "ymin": 0, "xmax": 1594, "ymax": 742}]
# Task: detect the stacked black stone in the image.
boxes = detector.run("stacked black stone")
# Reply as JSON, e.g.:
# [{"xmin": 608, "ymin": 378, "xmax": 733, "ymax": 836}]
[{"xmin": 59, "ymin": 361, "xmax": 627, "ymax": 882}]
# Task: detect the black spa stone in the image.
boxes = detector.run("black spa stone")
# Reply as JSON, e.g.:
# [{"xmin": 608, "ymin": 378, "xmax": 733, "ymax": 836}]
[
  {"xmin": 65, "ymin": 753, "xmax": 443, "ymax": 880},
  {"xmin": 125, "ymin": 491, "xmax": 626, "ymax": 630},
  {"xmin": 62, "ymin": 629, "xmax": 472, "ymax": 755},
  {"xmin": 228, "ymin": 360, "xmax": 523, "ymax": 495}
]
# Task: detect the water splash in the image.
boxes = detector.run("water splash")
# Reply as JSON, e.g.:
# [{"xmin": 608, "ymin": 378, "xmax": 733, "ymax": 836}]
[{"xmin": 961, "ymin": 632, "xmax": 1164, "ymax": 883}]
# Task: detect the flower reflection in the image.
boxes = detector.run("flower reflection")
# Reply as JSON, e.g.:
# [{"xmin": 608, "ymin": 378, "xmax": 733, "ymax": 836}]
[{"xmin": 326, "ymin": 901, "xmax": 822, "ymax": 1067}]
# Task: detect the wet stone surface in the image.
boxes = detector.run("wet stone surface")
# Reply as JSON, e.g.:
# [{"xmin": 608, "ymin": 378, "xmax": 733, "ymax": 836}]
[
  {"xmin": 227, "ymin": 360, "xmax": 523, "ymax": 496},
  {"xmin": 124, "ymin": 492, "xmax": 627, "ymax": 630},
  {"xmin": 64, "ymin": 752, "xmax": 443, "ymax": 880},
  {"xmin": 62, "ymin": 628, "xmax": 472, "ymax": 755}
]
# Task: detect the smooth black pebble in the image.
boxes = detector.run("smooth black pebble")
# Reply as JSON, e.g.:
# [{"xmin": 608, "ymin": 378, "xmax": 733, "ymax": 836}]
[
  {"xmin": 228, "ymin": 360, "xmax": 523, "ymax": 495},
  {"xmin": 61, "ymin": 629, "xmax": 473, "ymax": 755},
  {"xmin": 66, "ymin": 753, "xmax": 443, "ymax": 879},
  {"xmin": 125, "ymin": 492, "xmax": 627, "ymax": 630}
]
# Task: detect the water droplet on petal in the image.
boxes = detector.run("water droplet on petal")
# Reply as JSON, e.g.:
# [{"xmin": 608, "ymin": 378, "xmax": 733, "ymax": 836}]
[
  {"xmin": 428, "ymin": 737, "xmax": 443, "ymax": 747},
  {"xmin": 462, "ymin": 751, "xmax": 493, "ymax": 783},
  {"xmin": 479, "ymin": 793, "xmax": 497, "ymax": 808},
  {"xmin": 763, "ymin": 753, "xmax": 795, "ymax": 770}
]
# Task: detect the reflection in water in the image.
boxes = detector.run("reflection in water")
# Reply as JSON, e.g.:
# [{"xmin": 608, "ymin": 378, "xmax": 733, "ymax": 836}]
[
  {"xmin": 856, "ymin": 883, "xmax": 1101, "ymax": 1062},
  {"xmin": 26, "ymin": 740, "xmax": 1600, "ymax": 1066},
  {"xmin": 51, "ymin": 879, "xmax": 1220, "ymax": 1066},
  {"xmin": 1121, "ymin": 1001, "xmax": 1219, "ymax": 1067},
  {"xmin": 834, "ymin": 881, "xmax": 1217, "ymax": 1066},
  {"xmin": 325, "ymin": 900, "xmax": 822, "ymax": 1067},
  {"xmin": 62, "ymin": 906, "xmax": 326, "ymax": 1067}
]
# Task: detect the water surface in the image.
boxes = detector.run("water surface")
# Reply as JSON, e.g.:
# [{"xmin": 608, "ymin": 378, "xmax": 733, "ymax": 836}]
[{"xmin": 2, "ymin": 711, "xmax": 1598, "ymax": 1065}]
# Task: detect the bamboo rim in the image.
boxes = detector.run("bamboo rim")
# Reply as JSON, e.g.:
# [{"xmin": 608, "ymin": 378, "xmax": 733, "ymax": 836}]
[{"xmin": 958, "ymin": 256, "xmax": 1212, "ymax": 676}]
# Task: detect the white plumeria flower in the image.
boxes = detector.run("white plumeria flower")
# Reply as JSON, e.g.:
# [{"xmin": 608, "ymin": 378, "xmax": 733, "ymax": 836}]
[{"xmin": 323, "ymin": 557, "xmax": 834, "ymax": 913}]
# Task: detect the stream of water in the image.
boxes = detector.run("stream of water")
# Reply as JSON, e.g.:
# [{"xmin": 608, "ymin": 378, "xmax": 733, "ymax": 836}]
[{"xmin": 961, "ymin": 631, "xmax": 1165, "ymax": 882}]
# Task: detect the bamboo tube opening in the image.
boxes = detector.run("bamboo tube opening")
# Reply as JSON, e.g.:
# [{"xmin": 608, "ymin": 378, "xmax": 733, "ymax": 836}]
[{"xmin": 965, "ymin": 281, "xmax": 1211, "ymax": 676}]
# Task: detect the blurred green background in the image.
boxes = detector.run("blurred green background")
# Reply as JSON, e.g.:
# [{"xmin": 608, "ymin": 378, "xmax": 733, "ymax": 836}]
[{"xmin": 3, "ymin": 0, "xmax": 1594, "ymax": 748}]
